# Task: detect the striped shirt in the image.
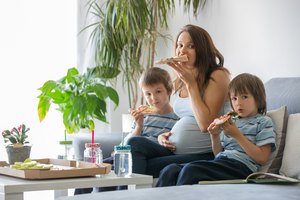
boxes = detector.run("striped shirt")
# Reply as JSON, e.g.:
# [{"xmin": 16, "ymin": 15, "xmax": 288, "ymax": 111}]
[
  {"xmin": 123, "ymin": 112, "xmax": 179, "ymax": 144},
  {"xmin": 217, "ymin": 114, "xmax": 276, "ymax": 172}
]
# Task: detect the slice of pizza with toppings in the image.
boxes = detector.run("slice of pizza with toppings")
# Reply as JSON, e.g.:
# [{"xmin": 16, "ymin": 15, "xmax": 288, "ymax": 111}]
[
  {"xmin": 137, "ymin": 105, "xmax": 156, "ymax": 114},
  {"xmin": 129, "ymin": 105, "xmax": 156, "ymax": 114},
  {"xmin": 213, "ymin": 111, "xmax": 238, "ymax": 125},
  {"xmin": 155, "ymin": 55, "xmax": 188, "ymax": 64}
]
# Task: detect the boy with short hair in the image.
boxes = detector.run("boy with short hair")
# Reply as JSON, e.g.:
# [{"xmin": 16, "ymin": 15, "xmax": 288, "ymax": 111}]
[
  {"xmin": 75, "ymin": 67, "xmax": 179, "ymax": 194},
  {"xmin": 156, "ymin": 73, "xmax": 276, "ymax": 186}
]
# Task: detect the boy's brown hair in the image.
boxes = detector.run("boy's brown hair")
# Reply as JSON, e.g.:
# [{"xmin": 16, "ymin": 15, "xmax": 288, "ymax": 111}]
[
  {"xmin": 139, "ymin": 67, "xmax": 173, "ymax": 95},
  {"xmin": 229, "ymin": 73, "xmax": 266, "ymax": 114}
]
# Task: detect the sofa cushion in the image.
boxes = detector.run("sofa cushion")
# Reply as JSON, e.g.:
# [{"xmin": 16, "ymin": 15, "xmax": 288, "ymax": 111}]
[
  {"xmin": 265, "ymin": 77, "xmax": 300, "ymax": 115},
  {"xmin": 280, "ymin": 113, "xmax": 300, "ymax": 179},
  {"xmin": 57, "ymin": 184, "xmax": 300, "ymax": 200},
  {"xmin": 259, "ymin": 106, "xmax": 288, "ymax": 173}
]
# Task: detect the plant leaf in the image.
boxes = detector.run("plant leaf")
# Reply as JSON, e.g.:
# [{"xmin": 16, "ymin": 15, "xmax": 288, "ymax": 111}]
[
  {"xmin": 8, "ymin": 137, "xmax": 17, "ymax": 144},
  {"xmin": 37, "ymin": 97, "xmax": 51, "ymax": 122},
  {"xmin": 93, "ymin": 83, "xmax": 108, "ymax": 100},
  {"xmin": 107, "ymin": 86, "xmax": 119, "ymax": 108}
]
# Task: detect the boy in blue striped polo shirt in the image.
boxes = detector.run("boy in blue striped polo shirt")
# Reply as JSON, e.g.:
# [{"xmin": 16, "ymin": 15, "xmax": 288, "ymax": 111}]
[
  {"xmin": 156, "ymin": 73, "xmax": 276, "ymax": 186},
  {"xmin": 124, "ymin": 67, "xmax": 179, "ymax": 144},
  {"xmin": 75, "ymin": 67, "xmax": 179, "ymax": 194}
]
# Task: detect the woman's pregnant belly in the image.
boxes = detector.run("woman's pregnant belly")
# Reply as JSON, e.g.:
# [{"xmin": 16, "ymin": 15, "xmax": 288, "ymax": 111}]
[{"xmin": 169, "ymin": 116, "xmax": 212, "ymax": 154}]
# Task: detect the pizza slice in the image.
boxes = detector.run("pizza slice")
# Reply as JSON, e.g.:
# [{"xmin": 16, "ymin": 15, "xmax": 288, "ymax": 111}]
[
  {"xmin": 213, "ymin": 111, "xmax": 238, "ymax": 125},
  {"xmin": 129, "ymin": 105, "xmax": 156, "ymax": 114},
  {"xmin": 155, "ymin": 55, "xmax": 188, "ymax": 64},
  {"xmin": 138, "ymin": 105, "xmax": 156, "ymax": 114}
]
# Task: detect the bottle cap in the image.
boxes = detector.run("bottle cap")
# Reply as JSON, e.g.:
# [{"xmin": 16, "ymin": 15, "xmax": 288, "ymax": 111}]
[
  {"xmin": 114, "ymin": 145, "xmax": 131, "ymax": 151},
  {"xmin": 85, "ymin": 143, "xmax": 101, "ymax": 148}
]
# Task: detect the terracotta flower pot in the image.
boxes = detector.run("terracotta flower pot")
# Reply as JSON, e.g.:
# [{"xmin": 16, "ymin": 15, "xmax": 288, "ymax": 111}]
[{"xmin": 5, "ymin": 144, "xmax": 32, "ymax": 164}]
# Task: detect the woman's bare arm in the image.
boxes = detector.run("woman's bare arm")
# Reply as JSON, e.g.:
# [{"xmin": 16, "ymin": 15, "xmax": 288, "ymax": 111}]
[{"xmin": 187, "ymin": 69, "xmax": 230, "ymax": 132}]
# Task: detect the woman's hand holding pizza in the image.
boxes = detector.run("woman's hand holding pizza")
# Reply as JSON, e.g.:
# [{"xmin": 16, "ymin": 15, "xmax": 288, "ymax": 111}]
[{"xmin": 167, "ymin": 61, "xmax": 197, "ymax": 87}]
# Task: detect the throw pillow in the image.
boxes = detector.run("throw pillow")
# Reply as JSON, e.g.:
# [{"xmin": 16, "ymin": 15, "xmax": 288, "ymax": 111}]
[
  {"xmin": 259, "ymin": 106, "xmax": 288, "ymax": 173},
  {"xmin": 279, "ymin": 113, "xmax": 300, "ymax": 178}
]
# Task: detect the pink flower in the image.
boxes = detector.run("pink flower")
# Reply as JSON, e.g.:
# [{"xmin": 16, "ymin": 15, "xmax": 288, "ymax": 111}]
[
  {"xmin": 18, "ymin": 125, "xmax": 22, "ymax": 132},
  {"xmin": 2, "ymin": 130, "xmax": 10, "ymax": 136},
  {"xmin": 2, "ymin": 124, "xmax": 30, "ymax": 145},
  {"xmin": 2, "ymin": 131, "xmax": 6, "ymax": 136}
]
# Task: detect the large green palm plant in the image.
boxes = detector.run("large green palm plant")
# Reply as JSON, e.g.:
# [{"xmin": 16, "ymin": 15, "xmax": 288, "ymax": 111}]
[{"xmin": 84, "ymin": 0, "xmax": 206, "ymax": 108}]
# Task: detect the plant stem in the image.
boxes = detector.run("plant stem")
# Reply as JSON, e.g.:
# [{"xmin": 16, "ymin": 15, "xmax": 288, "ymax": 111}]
[{"xmin": 150, "ymin": 0, "xmax": 158, "ymax": 69}]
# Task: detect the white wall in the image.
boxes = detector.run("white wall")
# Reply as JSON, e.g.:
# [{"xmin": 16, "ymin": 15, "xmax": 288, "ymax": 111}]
[
  {"xmin": 164, "ymin": 0, "xmax": 300, "ymax": 82},
  {"xmin": 108, "ymin": 0, "xmax": 300, "ymax": 132},
  {"xmin": 0, "ymin": 1, "xmax": 77, "ymax": 161},
  {"xmin": 1, "ymin": 0, "xmax": 297, "ymax": 149}
]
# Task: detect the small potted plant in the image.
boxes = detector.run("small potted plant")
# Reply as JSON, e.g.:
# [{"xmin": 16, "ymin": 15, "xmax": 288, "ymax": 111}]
[{"xmin": 2, "ymin": 124, "xmax": 31, "ymax": 164}]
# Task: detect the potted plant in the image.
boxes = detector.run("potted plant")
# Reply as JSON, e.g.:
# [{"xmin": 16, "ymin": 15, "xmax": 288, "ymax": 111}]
[
  {"xmin": 2, "ymin": 124, "xmax": 32, "ymax": 164},
  {"xmin": 83, "ymin": 0, "xmax": 207, "ymax": 108},
  {"xmin": 37, "ymin": 67, "xmax": 119, "ymax": 134}
]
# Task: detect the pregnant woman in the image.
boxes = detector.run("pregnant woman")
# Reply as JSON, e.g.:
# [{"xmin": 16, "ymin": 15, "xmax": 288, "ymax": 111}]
[{"xmin": 126, "ymin": 24, "xmax": 232, "ymax": 178}]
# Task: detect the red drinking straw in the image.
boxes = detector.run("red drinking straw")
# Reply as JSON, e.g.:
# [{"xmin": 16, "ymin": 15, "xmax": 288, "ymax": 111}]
[{"xmin": 92, "ymin": 129, "xmax": 95, "ymax": 163}]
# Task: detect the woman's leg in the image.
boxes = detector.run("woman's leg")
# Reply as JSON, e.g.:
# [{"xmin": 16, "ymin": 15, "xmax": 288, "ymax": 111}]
[
  {"xmin": 155, "ymin": 163, "xmax": 184, "ymax": 187},
  {"xmin": 127, "ymin": 137, "xmax": 174, "ymax": 174},
  {"xmin": 147, "ymin": 152, "xmax": 214, "ymax": 178},
  {"xmin": 176, "ymin": 157, "xmax": 253, "ymax": 185}
]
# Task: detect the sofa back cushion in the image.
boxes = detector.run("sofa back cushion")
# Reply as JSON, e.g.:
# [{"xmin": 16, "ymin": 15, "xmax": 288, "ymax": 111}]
[
  {"xmin": 259, "ymin": 106, "xmax": 288, "ymax": 173},
  {"xmin": 265, "ymin": 77, "xmax": 300, "ymax": 115},
  {"xmin": 279, "ymin": 113, "xmax": 300, "ymax": 179}
]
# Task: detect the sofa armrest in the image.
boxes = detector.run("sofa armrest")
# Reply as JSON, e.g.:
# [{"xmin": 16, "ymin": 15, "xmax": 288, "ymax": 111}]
[{"xmin": 72, "ymin": 132, "xmax": 123, "ymax": 161}]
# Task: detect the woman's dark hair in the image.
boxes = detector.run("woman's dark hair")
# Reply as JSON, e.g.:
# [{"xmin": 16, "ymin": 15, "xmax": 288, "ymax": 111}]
[
  {"xmin": 139, "ymin": 67, "xmax": 173, "ymax": 95},
  {"xmin": 229, "ymin": 73, "xmax": 267, "ymax": 114},
  {"xmin": 174, "ymin": 24, "xmax": 227, "ymax": 98}
]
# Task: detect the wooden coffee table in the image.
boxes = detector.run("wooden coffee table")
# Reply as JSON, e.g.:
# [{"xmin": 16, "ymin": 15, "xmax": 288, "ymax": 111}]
[{"xmin": 0, "ymin": 172, "xmax": 153, "ymax": 200}]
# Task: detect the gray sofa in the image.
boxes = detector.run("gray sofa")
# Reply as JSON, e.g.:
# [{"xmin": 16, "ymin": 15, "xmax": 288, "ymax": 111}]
[
  {"xmin": 73, "ymin": 132, "xmax": 123, "ymax": 161},
  {"xmin": 59, "ymin": 184, "xmax": 300, "ymax": 200},
  {"xmin": 68, "ymin": 77, "xmax": 300, "ymax": 199}
]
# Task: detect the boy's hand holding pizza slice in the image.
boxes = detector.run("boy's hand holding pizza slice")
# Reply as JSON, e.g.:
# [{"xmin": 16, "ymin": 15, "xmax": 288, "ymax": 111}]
[
  {"xmin": 213, "ymin": 111, "xmax": 238, "ymax": 125},
  {"xmin": 129, "ymin": 105, "xmax": 156, "ymax": 114},
  {"xmin": 207, "ymin": 111, "xmax": 238, "ymax": 135}
]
